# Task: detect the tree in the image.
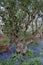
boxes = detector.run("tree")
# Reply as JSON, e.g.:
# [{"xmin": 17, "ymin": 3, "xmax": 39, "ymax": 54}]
[{"xmin": 0, "ymin": 0, "xmax": 43, "ymax": 54}]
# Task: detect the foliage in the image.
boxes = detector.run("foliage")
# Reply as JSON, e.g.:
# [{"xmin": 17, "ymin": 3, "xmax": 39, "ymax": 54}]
[
  {"xmin": 0, "ymin": 52, "xmax": 41, "ymax": 65},
  {"xmin": 20, "ymin": 59, "xmax": 41, "ymax": 65},
  {"xmin": 0, "ymin": 57, "xmax": 41, "ymax": 65},
  {"xmin": 0, "ymin": 0, "xmax": 43, "ymax": 41},
  {"xmin": 0, "ymin": 0, "xmax": 43, "ymax": 55},
  {"xmin": 26, "ymin": 49, "xmax": 32, "ymax": 58}
]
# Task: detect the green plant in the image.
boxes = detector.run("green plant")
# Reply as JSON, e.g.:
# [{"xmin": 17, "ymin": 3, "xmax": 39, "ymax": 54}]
[
  {"xmin": 11, "ymin": 53, "xmax": 21, "ymax": 60},
  {"xmin": 29, "ymin": 59, "xmax": 41, "ymax": 65},
  {"xmin": 19, "ymin": 58, "xmax": 41, "ymax": 65},
  {"xmin": 0, "ymin": 59, "xmax": 6, "ymax": 65},
  {"xmin": 26, "ymin": 49, "xmax": 32, "ymax": 58}
]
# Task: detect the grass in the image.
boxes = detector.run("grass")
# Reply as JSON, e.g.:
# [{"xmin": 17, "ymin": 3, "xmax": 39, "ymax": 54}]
[{"xmin": 0, "ymin": 37, "xmax": 9, "ymax": 44}]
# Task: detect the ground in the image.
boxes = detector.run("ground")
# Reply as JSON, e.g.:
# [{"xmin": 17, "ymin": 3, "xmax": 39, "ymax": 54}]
[{"xmin": 0, "ymin": 35, "xmax": 43, "ymax": 65}]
